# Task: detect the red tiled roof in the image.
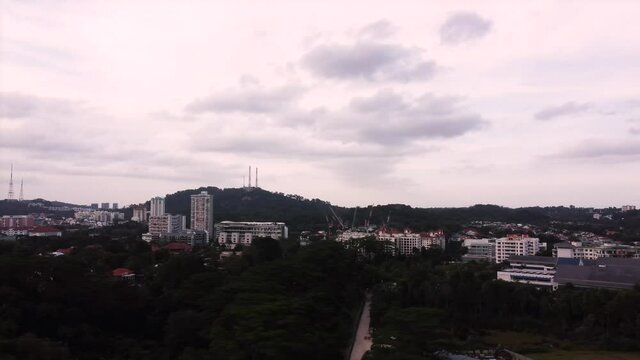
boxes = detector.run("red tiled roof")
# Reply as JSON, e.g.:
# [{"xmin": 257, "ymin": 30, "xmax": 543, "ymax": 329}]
[{"xmin": 112, "ymin": 268, "xmax": 134, "ymax": 277}]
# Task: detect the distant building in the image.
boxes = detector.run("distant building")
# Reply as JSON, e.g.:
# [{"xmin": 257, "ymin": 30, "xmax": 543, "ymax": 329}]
[
  {"xmin": 91, "ymin": 203, "xmax": 99, "ymax": 209},
  {"xmin": 150, "ymin": 197, "xmax": 165, "ymax": 217},
  {"xmin": 216, "ymin": 221, "xmax": 287, "ymax": 246},
  {"xmin": 593, "ymin": 213, "xmax": 602, "ymax": 220},
  {"xmin": 29, "ymin": 226, "xmax": 62, "ymax": 237},
  {"xmin": 100, "ymin": 202, "xmax": 110, "ymax": 210},
  {"xmin": 462, "ymin": 238, "xmax": 496, "ymax": 262},
  {"xmin": 622, "ymin": 205, "xmax": 636, "ymax": 212},
  {"xmin": 1, "ymin": 215, "xmax": 35, "ymax": 228},
  {"xmin": 112, "ymin": 203, "xmax": 118, "ymax": 210},
  {"xmin": 131, "ymin": 205, "xmax": 147, "ymax": 222},
  {"xmin": 553, "ymin": 241, "xmax": 640, "ymax": 260},
  {"xmin": 191, "ymin": 191, "xmax": 214, "ymax": 239},
  {"xmin": 497, "ymin": 256, "xmax": 556, "ymax": 287},
  {"xmin": 495, "ymin": 235, "xmax": 540, "ymax": 263},
  {"xmin": 159, "ymin": 229, "xmax": 208, "ymax": 246},
  {"xmin": 377, "ymin": 229, "xmax": 446, "ymax": 255},
  {"xmin": 148, "ymin": 214, "xmax": 186, "ymax": 236}
]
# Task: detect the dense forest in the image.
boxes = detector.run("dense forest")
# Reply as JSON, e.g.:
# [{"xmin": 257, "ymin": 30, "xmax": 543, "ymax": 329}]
[
  {"xmin": 357, "ymin": 246, "xmax": 640, "ymax": 359},
  {"xmin": 0, "ymin": 234, "xmax": 366, "ymax": 360}
]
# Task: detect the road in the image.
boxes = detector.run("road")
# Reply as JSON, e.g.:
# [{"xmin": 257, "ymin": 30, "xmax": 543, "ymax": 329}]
[{"xmin": 350, "ymin": 293, "xmax": 373, "ymax": 360}]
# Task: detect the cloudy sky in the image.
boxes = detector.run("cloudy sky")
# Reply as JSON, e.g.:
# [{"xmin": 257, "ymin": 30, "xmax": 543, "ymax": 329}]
[{"xmin": 2, "ymin": 0, "xmax": 640, "ymax": 208}]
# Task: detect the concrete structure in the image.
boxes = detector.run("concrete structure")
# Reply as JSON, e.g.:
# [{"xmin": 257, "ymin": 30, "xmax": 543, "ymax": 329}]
[
  {"xmin": 378, "ymin": 229, "xmax": 446, "ymax": 255},
  {"xmin": 622, "ymin": 205, "xmax": 636, "ymax": 212},
  {"xmin": 553, "ymin": 241, "xmax": 640, "ymax": 260},
  {"xmin": 462, "ymin": 238, "xmax": 496, "ymax": 262},
  {"xmin": 1, "ymin": 215, "xmax": 35, "ymax": 228},
  {"xmin": 131, "ymin": 205, "xmax": 147, "ymax": 222},
  {"xmin": 91, "ymin": 203, "xmax": 99, "ymax": 209},
  {"xmin": 159, "ymin": 229, "xmax": 208, "ymax": 246},
  {"xmin": 29, "ymin": 226, "xmax": 62, "ymax": 237},
  {"xmin": 100, "ymin": 202, "xmax": 109, "ymax": 210},
  {"xmin": 216, "ymin": 221, "xmax": 288, "ymax": 245},
  {"xmin": 495, "ymin": 235, "xmax": 540, "ymax": 263},
  {"xmin": 497, "ymin": 256, "xmax": 556, "ymax": 287},
  {"xmin": 148, "ymin": 214, "xmax": 186, "ymax": 236},
  {"xmin": 150, "ymin": 197, "xmax": 165, "ymax": 217},
  {"xmin": 191, "ymin": 191, "xmax": 214, "ymax": 239},
  {"xmin": 112, "ymin": 203, "xmax": 118, "ymax": 210}
]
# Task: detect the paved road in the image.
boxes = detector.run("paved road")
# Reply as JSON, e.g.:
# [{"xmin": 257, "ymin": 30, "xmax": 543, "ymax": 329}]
[{"xmin": 350, "ymin": 294, "xmax": 373, "ymax": 360}]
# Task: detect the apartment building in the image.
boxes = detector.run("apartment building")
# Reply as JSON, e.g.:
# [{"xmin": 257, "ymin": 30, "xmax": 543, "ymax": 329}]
[
  {"xmin": 495, "ymin": 235, "xmax": 540, "ymax": 263},
  {"xmin": 191, "ymin": 191, "xmax": 214, "ymax": 239},
  {"xmin": 462, "ymin": 238, "xmax": 496, "ymax": 262}
]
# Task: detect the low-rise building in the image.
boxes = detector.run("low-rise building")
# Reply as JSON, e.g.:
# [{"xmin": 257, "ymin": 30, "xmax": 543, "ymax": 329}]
[
  {"xmin": 497, "ymin": 256, "xmax": 556, "ymax": 287},
  {"xmin": 378, "ymin": 229, "xmax": 446, "ymax": 255},
  {"xmin": 216, "ymin": 221, "xmax": 288, "ymax": 246},
  {"xmin": 29, "ymin": 226, "xmax": 62, "ymax": 237}
]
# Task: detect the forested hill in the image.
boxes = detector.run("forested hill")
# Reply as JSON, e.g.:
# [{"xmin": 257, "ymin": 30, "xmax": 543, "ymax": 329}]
[
  {"xmin": 163, "ymin": 187, "xmax": 337, "ymax": 233},
  {"xmin": 159, "ymin": 187, "xmax": 589, "ymax": 233}
]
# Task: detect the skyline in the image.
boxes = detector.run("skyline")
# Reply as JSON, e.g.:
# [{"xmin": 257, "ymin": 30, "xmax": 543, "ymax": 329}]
[{"xmin": 2, "ymin": 1, "xmax": 640, "ymax": 208}]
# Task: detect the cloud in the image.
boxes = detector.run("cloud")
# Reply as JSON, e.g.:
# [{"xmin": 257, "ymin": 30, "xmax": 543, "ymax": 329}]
[
  {"xmin": 185, "ymin": 86, "xmax": 303, "ymax": 114},
  {"xmin": 440, "ymin": 12, "xmax": 492, "ymax": 45},
  {"xmin": 0, "ymin": 92, "xmax": 77, "ymax": 118},
  {"xmin": 358, "ymin": 20, "xmax": 397, "ymax": 39},
  {"xmin": 551, "ymin": 141, "xmax": 640, "ymax": 160},
  {"xmin": 348, "ymin": 90, "xmax": 486, "ymax": 144},
  {"xmin": 534, "ymin": 101, "xmax": 591, "ymax": 120},
  {"xmin": 301, "ymin": 41, "xmax": 436, "ymax": 82}
]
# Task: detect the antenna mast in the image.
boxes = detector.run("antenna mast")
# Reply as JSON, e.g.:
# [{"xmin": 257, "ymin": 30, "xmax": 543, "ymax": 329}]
[
  {"xmin": 19, "ymin": 179, "xmax": 23, "ymax": 201},
  {"xmin": 248, "ymin": 166, "xmax": 252, "ymax": 187},
  {"xmin": 256, "ymin": 167, "xmax": 258, "ymax": 188},
  {"xmin": 7, "ymin": 164, "xmax": 14, "ymax": 200}
]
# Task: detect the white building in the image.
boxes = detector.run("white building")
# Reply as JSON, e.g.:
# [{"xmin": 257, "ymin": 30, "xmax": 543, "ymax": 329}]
[
  {"xmin": 378, "ymin": 229, "xmax": 446, "ymax": 255},
  {"xmin": 554, "ymin": 241, "xmax": 640, "ymax": 260},
  {"xmin": 216, "ymin": 221, "xmax": 288, "ymax": 246},
  {"xmin": 336, "ymin": 230, "xmax": 371, "ymax": 242},
  {"xmin": 148, "ymin": 214, "xmax": 186, "ymax": 236},
  {"xmin": 462, "ymin": 238, "xmax": 496, "ymax": 262},
  {"xmin": 150, "ymin": 197, "xmax": 165, "ymax": 217},
  {"xmin": 132, "ymin": 205, "xmax": 147, "ymax": 222},
  {"xmin": 495, "ymin": 235, "xmax": 540, "ymax": 263},
  {"xmin": 622, "ymin": 205, "xmax": 636, "ymax": 212},
  {"xmin": 497, "ymin": 256, "xmax": 556, "ymax": 287},
  {"xmin": 191, "ymin": 191, "xmax": 214, "ymax": 239}
]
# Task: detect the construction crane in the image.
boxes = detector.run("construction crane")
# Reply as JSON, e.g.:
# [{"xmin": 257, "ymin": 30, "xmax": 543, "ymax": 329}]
[{"xmin": 328, "ymin": 206, "xmax": 345, "ymax": 229}]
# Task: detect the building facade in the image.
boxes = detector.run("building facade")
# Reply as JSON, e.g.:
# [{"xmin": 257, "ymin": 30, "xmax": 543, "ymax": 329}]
[
  {"xmin": 191, "ymin": 191, "xmax": 214, "ymax": 239},
  {"xmin": 131, "ymin": 205, "xmax": 147, "ymax": 222},
  {"xmin": 495, "ymin": 235, "xmax": 540, "ymax": 263},
  {"xmin": 216, "ymin": 221, "xmax": 288, "ymax": 245},
  {"xmin": 150, "ymin": 197, "xmax": 165, "ymax": 217},
  {"xmin": 1, "ymin": 215, "xmax": 35, "ymax": 228},
  {"xmin": 148, "ymin": 214, "xmax": 186, "ymax": 236},
  {"xmin": 462, "ymin": 238, "xmax": 496, "ymax": 262},
  {"xmin": 378, "ymin": 229, "xmax": 446, "ymax": 255},
  {"xmin": 497, "ymin": 256, "xmax": 556, "ymax": 287}
]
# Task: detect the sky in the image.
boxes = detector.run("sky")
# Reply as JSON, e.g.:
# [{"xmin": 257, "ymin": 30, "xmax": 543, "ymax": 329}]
[{"xmin": 1, "ymin": 0, "xmax": 640, "ymax": 208}]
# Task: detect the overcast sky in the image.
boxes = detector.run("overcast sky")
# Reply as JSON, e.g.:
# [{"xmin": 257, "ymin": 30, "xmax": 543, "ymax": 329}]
[{"xmin": 2, "ymin": 0, "xmax": 640, "ymax": 208}]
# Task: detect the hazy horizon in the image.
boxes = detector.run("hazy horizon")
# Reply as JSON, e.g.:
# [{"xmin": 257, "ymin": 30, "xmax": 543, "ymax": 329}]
[{"xmin": 2, "ymin": 1, "xmax": 640, "ymax": 208}]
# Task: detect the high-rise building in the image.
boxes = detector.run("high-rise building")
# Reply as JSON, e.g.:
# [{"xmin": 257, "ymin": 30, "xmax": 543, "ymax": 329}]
[
  {"xmin": 190, "ymin": 191, "xmax": 213, "ymax": 239},
  {"xmin": 91, "ymin": 203, "xmax": 99, "ymax": 209},
  {"xmin": 150, "ymin": 197, "xmax": 165, "ymax": 217},
  {"xmin": 112, "ymin": 203, "xmax": 119, "ymax": 210},
  {"xmin": 131, "ymin": 205, "xmax": 147, "ymax": 222},
  {"xmin": 100, "ymin": 203, "xmax": 110, "ymax": 210}
]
